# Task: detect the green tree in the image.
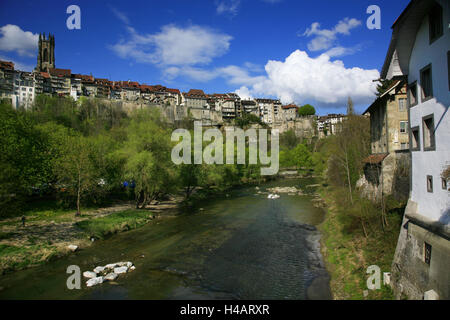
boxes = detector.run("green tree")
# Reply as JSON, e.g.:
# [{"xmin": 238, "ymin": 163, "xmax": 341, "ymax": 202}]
[
  {"xmin": 53, "ymin": 133, "xmax": 99, "ymax": 215},
  {"xmin": 298, "ymin": 104, "xmax": 316, "ymax": 116},
  {"xmin": 0, "ymin": 102, "xmax": 51, "ymax": 215},
  {"xmin": 120, "ymin": 109, "xmax": 176, "ymax": 208}
]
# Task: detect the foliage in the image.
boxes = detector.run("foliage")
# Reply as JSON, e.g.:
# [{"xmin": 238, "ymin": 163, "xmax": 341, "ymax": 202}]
[
  {"xmin": 297, "ymin": 104, "xmax": 316, "ymax": 116},
  {"xmin": 234, "ymin": 112, "xmax": 265, "ymax": 128},
  {"xmin": 120, "ymin": 109, "xmax": 177, "ymax": 208},
  {"xmin": 376, "ymin": 79, "xmax": 396, "ymax": 97}
]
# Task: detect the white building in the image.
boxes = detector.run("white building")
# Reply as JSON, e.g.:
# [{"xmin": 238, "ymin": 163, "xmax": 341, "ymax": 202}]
[
  {"xmin": 256, "ymin": 98, "xmax": 281, "ymax": 124},
  {"xmin": 12, "ymin": 72, "xmax": 35, "ymax": 110},
  {"xmin": 381, "ymin": 0, "xmax": 449, "ymax": 300}
]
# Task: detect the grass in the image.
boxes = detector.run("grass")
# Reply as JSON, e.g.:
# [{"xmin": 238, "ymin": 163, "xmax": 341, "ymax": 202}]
[
  {"xmin": 0, "ymin": 202, "xmax": 156, "ymax": 274},
  {"xmin": 318, "ymin": 186, "xmax": 403, "ymax": 300},
  {"xmin": 0, "ymin": 243, "xmax": 60, "ymax": 273},
  {"xmin": 75, "ymin": 209, "xmax": 154, "ymax": 239}
]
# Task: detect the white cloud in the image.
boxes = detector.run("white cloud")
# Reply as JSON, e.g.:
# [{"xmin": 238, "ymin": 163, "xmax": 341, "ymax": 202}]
[
  {"xmin": 215, "ymin": 0, "xmax": 282, "ymax": 17},
  {"xmin": 0, "ymin": 24, "xmax": 38, "ymax": 57},
  {"xmin": 324, "ymin": 45, "xmax": 361, "ymax": 58},
  {"xmin": 302, "ymin": 18, "xmax": 361, "ymax": 53},
  {"xmin": 109, "ymin": 6, "xmax": 130, "ymax": 25},
  {"xmin": 235, "ymin": 86, "xmax": 253, "ymax": 100},
  {"xmin": 111, "ymin": 24, "xmax": 232, "ymax": 66},
  {"xmin": 238, "ymin": 50, "xmax": 379, "ymax": 107},
  {"xmin": 216, "ymin": 0, "xmax": 241, "ymax": 16}
]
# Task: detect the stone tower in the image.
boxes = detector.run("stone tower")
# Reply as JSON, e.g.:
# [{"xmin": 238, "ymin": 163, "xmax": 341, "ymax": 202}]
[{"xmin": 35, "ymin": 33, "xmax": 55, "ymax": 72}]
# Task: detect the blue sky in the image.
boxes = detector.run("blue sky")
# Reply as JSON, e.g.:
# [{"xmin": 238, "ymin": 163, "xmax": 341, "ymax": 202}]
[{"xmin": 0, "ymin": 0, "xmax": 410, "ymax": 114}]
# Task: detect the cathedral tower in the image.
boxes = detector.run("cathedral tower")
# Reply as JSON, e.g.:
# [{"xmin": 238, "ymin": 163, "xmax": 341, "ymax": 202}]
[{"xmin": 35, "ymin": 33, "xmax": 55, "ymax": 72}]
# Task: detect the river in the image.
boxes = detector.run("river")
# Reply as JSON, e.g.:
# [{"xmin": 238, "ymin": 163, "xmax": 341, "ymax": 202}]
[{"xmin": 0, "ymin": 177, "xmax": 331, "ymax": 300}]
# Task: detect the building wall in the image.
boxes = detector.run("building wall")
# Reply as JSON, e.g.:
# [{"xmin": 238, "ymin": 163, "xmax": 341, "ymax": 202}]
[{"xmin": 408, "ymin": 3, "xmax": 450, "ymax": 222}]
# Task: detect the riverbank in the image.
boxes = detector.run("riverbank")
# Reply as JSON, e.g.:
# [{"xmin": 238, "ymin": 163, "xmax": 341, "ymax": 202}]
[
  {"xmin": 0, "ymin": 197, "xmax": 183, "ymax": 274},
  {"xmin": 317, "ymin": 186, "xmax": 403, "ymax": 300}
]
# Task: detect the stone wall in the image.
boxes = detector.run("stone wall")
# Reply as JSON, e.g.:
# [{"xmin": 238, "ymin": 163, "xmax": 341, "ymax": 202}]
[
  {"xmin": 271, "ymin": 116, "xmax": 316, "ymax": 138},
  {"xmin": 356, "ymin": 151, "xmax": 410, "ymax": 203},
  {"xmin": 391, "ymin": 200, "xmax": 450, "ymax": 300}
]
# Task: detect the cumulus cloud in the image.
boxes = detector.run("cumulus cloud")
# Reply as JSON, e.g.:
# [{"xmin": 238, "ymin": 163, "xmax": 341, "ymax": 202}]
[
  {"xmin": 238, "ymin": 50, "xmax": 379, "ymax": 107},
  {"xmin": 111, "ymin": 24, "xmax": 232, "ymax": 66},
  {"xmin": 235, "ymin": 86, "xmax": 253, "ymax": 100},
  {"xmin": 0, "ymin": 24, "xmax": 38, "ymax": 57},
  {"xmin": 302, "ymin": 18, "xmax": 361, "ymax": 53}
]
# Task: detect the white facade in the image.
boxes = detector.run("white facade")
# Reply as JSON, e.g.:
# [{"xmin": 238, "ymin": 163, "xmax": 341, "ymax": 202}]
[
  {"xmin": 383, "ymin": 0, "xmax": 450, "ymax": 223},
  {"xmin": 407, "ymin": 0, "xmax": 450, "ymax": 222},
  {"xmin": 12, "ymin": 72, "xmax": 35, "ymax": 110}
]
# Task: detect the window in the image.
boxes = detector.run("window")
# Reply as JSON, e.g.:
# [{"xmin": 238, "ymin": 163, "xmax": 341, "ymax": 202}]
[
  {"xmin": 427, "ymin": 175, "xmax": 433, "ymax": 193},
  {"xmin": 423, "ymin": 115, "xmax": 435, "ymax": 151},
  {"xmin": 408, "ymin": 82, "xmax": 417, "ymax": 107},
  {"xmin": 443, "ymin": 178, "xmax": 448, "ymax": 190},
  {"xmin": 398, "ymin": 98, "xmax": 407, "ymax": 111},
  {"xmin": 410, "ymin": 126, "xmax": 420, "ymax": 151},
  {"xmin": 420, "ymin": 64, "xmax": 433, "ymax": 101},
  {"xmin": 424, "ymin": 242, "xmax": 432, "ymax": 265},
  {"xmin": 400, "ymin": 121, "xmax": 408, "ymax": 134},
  {"xmin": 401, "ymin": 143, "xmax": 407, "ymax": 150},
  {"xmin": 429, "ymin": 3, "xmax": 443, "ymax": 44}
]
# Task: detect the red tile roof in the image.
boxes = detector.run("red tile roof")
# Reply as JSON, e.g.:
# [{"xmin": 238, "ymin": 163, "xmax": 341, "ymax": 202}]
[
  {"xmin": 49, "ymin": 68, "xmax": 71, "ymax": 77},
  {"xmin": 0, "ymin": 60, "xmax": 14, "ymax": 70},
  {"xmin": 363, "ymin": 153, "xmax": 389, "ymax": 164},
  {"xmin": 282, "ymin": 104, "xmax": 298, "ymax": 109},
  {"xmin": 185, "ymin": 89, "xmax": 206, "ymax": 97},
  {"xmin": 39, "ymin": 72, "xmax": 50, "ymax": 79}
]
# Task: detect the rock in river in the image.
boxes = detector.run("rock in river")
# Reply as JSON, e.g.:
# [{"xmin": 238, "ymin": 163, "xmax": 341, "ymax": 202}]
[
  {"xmin": 86, "ymin": 276, "xmax": 103, "ymax": 287},
  {"xmin": 114, "ymin": 266, "xmax": 128, "ymax": 274},
  {"xmin": 93, "ymin": 266, "xmax": 105, "ymax": 274},
  {"xmin": 83, "ymin": 271, "xmax": 97, "ymax": 279},
  {"xmin": 104, "ymin": 273, "xmax": 118, "ymax": 281}
]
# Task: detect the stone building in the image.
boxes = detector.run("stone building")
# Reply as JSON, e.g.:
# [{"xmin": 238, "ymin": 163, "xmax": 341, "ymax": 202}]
[
  {"xmin": 35, "ymin": 33, "xmax": 55, "ymax": 72},
  {"xmin": 357, "ymin": 80, "xmax": 410, "ymax": 202},
  {"xmin": 316, "ymin": 113, "xmax": 346, "ymax": 138},
  {"xmin": 241, "ymin": 99, "xmax": 259, "ymax": 117},
  {"xmin": 256, "ymin": 98, "xmax": 281, "ymax": 124},
  {"xmin": 0, "ymin": 60, "xmax": 15, "ymax": 102},
  {"xmin": 281, "ymin": 104, "xmax": 298, "ymax": 121},
  {"xmin": 380, "ymin": 0, "xmax": 449, "ymax": 300}
]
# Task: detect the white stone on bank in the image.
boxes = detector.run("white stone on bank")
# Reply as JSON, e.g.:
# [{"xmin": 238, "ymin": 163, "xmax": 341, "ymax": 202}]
[
  {"xmin": 104, "ymin": 273, "xmax": 118, "ymax": 281},
  {"xmin": 114, "ymin": 266, "xmax": 128, "ymax": 274},
  {"xmin": 67, "ymin": 245, "xmax": 78, "ymax": 252},
  {"xmin": 86, "ymin": 276, "xmax": 103, "ymax": 287},
  {"xmin": 83, "ymin": 271, "xmax": 97, "ymax": 279}
]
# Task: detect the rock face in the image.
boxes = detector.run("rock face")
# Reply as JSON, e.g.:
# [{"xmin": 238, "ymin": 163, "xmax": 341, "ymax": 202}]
[
  {"xmin": 83, "ymin": 271, "xmax": 97, "ymax": 279},
  {"xmin": 67, "ymin": 245, "xmax": 78, "ymax": 252},
  {"xmin": 86, "ymin": 276, "xmax": 103, "ymax": 287}
]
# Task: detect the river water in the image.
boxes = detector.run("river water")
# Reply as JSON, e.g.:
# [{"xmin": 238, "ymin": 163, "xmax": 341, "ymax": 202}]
[{"xmin": 0, "ymin": 178, "xmax": 331, "ymax": 300}]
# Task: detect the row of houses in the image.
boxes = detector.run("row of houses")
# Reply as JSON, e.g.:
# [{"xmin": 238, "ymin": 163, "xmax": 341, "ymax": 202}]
[
  {"xmin": 360, "ymin": 0, "xmax": 449, "ymax": 300},
  {"xmin": 0, "ymin": 61, "xmax": 310, "ymax": 124}
]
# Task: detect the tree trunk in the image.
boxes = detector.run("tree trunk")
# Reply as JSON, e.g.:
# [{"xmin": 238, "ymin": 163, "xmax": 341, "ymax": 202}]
[
  {"xmin": 76, "ymin": 169, "xmax": 81, "ymax": 216},
  {"xmin": 345, "ymin": 152, "xmax": 353, "ymax": 204}
]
